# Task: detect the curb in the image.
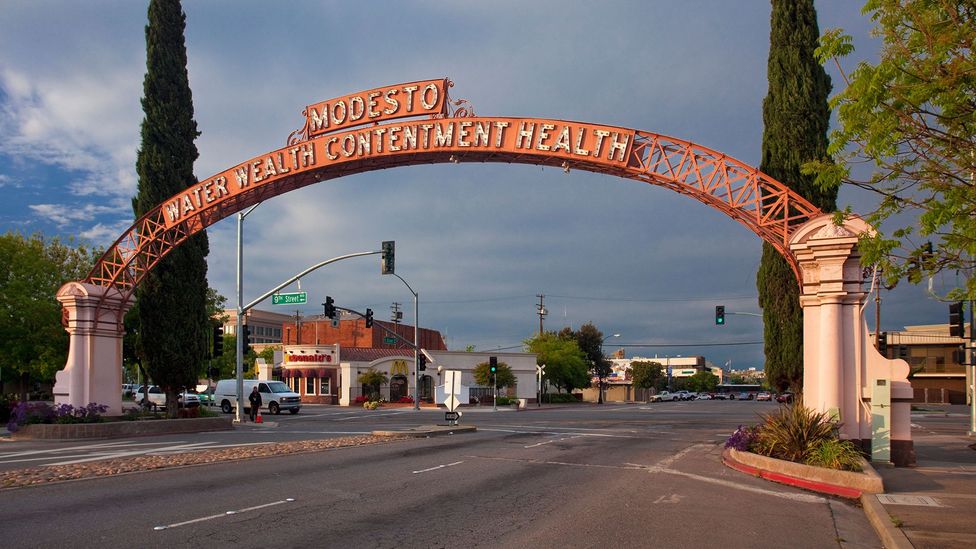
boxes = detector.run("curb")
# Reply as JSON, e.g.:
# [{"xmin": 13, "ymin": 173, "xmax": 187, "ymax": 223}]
[
  {"xmin": 722, "ymin": 448, "xmax": 883, "ymax": 499},
  {"xmin": 860, "ymin": 493, "xmax": 914, "ymax": 549}
]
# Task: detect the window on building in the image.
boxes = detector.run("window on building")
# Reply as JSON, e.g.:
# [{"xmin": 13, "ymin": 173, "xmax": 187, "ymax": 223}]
[
  {"xmin": 306, "ymin": 376, "xmax": 315, "ymax": 395},
  {"xmin": 319, "ymin": 378, "xmax": 330, "ymax": 396}
]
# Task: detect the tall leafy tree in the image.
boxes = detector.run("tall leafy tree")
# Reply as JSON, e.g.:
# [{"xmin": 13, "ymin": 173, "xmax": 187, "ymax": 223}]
[
  {"xmin": 524, "ymin": 332, "xmax": 589, "ymax": 394},
  {"xmin": 132, "ymin": 0, "xmax": 210, "ymax": 416},
  {"xmin": 810, "ymin": 1, "xmax": 975, "ymax": 299},
  {"xmin": 473, "ymin": 361, "xmax": 516, "ymax": 389},
  {"xmin": 756, "ymin": 0, "xmax": 836, "ymax": 393},
  {"xmin": 558, "ymin": 323, "xmax": 613, "ymax": 403},
  {"xmin": 629, "ymin": 361, "xmax": 664, "ymax": 393},
  {"xmin": 0, "ymin": 232, "xmax": 99, "ymax": 399}
]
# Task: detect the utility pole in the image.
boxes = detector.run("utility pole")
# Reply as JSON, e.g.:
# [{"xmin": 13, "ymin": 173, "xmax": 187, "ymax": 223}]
[
  {"xmin": 294, "ymin": 309, "xmax": 302, "ymax": 345},
  {"xmin": 391, "ymin": 302, "xmax": 402, "ymax": 325},
  {"xmin": 536, "ymin": 294, "xmax": 547, "ymax": 335}
]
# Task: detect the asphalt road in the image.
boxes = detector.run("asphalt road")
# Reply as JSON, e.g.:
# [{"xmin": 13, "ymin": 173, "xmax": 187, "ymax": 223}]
[{"xmin": 0, "ymin": 401, "xmax": 881, "ymax": 548}]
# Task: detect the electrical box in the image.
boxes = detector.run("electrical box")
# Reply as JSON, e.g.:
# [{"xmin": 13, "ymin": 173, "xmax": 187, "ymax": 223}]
[{"xmin": 871, "ymin": 378, "xmax": 891, "ymax": 464}]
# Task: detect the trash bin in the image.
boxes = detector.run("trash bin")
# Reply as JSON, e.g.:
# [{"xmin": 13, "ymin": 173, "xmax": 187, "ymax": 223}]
[{"xmin": 517, "ymin": 398, "xmax": 527, "ymax": 410}]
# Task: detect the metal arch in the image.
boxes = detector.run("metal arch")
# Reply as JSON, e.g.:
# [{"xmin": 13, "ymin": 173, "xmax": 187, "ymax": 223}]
[{"xmin": 84, "ymin": 121, "xmax": 821, "ymax": 320}]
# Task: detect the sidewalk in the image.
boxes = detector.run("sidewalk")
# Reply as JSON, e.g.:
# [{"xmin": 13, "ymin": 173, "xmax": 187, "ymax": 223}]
[{"xmin": 864, "ymin": 405, "xmax": 976, "ymax": 549}]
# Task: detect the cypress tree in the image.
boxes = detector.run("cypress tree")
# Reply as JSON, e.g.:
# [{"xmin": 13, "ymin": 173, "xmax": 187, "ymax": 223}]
[
  {"xmin": 132, "ymin": 0, "xmax": 209, "ymax": 416},
  {"xmin": 756, "ymin": 0, "xmax": 835, "ymax": 393}
]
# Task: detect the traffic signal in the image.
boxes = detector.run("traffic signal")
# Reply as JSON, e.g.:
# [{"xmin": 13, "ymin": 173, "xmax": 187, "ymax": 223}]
[
  {"xmin": 323, "ymin": 296, "xmax": 335, "ymax": 319},
  {"xmin": 715, "ymin": 305, "xmax": 725, "ymax": 326},
  {"xmin": 242, "ymin": 325, "xmax": 251, "ymax": 347},
  {"xmin": 381, "ymin": 240, "xmax": 395, "ymax": 275},
  {"xmin": 212, "ymin": 325, "xmax": 224, "ymax": 357},
  {"xmin": 418, "ymin": 354, "xmax": 427, "ymax": 371},
  {"xmin": 365, "ymin": 308, "xmax": 373, "ymax": 328},
  {"xmin": 877, "ymin": 331, "xmax": 887, "ymax": 355},
  {"xmin": 489, "ymin": 356, "xmax": 498, "ymax": 374},
  {"xmin": 949, "ymin": 301, "xmax": 964, "ymax": 337}
]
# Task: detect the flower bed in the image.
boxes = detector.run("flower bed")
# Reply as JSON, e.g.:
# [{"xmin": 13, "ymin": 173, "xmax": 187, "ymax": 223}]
[{"xmin": 12, "ymin": 416, "xmax": 234, "ymax": 440}]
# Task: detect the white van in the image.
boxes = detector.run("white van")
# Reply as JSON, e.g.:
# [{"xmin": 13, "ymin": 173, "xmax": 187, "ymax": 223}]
[{"xmin": 213, "ymin": 379, "xmax": 301, "ymax": 415}]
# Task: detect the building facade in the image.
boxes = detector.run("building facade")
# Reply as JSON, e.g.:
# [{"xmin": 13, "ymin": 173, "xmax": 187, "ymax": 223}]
[
  {"xmin": 874, "ymin": 323, "xmax": 972, "ymax": 405},
  {"xmin": 270, "ymin": 345, "xmax": 538, "ymax": 406}
]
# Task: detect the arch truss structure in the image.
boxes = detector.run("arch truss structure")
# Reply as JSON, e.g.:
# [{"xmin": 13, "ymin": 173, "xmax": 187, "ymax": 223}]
[
  {"xmin": 86, "ymin": 77, "xmax": 821, "ymax": 312},
  {"xmin": 57, "ymin": 78, "xmax": 915, "ymax": 465}
]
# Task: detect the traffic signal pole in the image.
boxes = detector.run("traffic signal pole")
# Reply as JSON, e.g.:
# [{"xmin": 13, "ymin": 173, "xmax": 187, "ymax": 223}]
[{"xmin": 236, "ymin": 240, "xmax": 381, "ymax": 423}]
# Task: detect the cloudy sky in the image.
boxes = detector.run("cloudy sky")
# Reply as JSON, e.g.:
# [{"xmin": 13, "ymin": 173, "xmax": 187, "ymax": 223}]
[{"xmin": 0, "ymin": 1, "xmax": 950, "ymax": 370}]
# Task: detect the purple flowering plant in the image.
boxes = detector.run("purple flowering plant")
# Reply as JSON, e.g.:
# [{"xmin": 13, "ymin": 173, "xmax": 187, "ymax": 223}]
[
  {"xmin": 724, "ymin": 424, "xmax": 759, "ymax": 451},
  {"xmin": 6, "ymin": 401, "xmax": 108, "ymax": 432}
]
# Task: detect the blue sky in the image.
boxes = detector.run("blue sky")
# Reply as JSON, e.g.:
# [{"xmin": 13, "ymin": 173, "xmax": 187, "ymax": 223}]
[{"xmin": 0, "ymin": 1, "xmax": 950, "ymax": 369}]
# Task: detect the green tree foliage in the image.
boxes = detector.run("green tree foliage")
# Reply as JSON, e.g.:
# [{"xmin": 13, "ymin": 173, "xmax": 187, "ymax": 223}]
[
  {"xmin": 208, "ymin": 334, "xmax": 257, "ymax": 379},
  {"xmin": 524, "ymin": 332, "xmax": 589, "ymax": 394},
  {"xmin": 629, "ymin": 361, "xmax": 663, "ymax": 390},
  {"xmin": 809, "ymin": 1, "xmax": 976, "ymax": 299},
  {"xmin": 558, "ymin": 323, "xmax": 612, "ymax": 402},
  {"xmin": 472, "ymin": 361, "xmax": 516, "ymax": 388},
  {"xmin": 686, "ymin": 370, "xmax": 720, "ymax": 393},
  {"xmin": 132, "ymin": 0, "xmax": 210, "ymax": 416},
  {"xmin": 357, "ymin": 367, "xmax": 388, "ymax": 398},
  {"xmin": 0, "ymin": 232, "xmax": 99, "ymax": 397},
  {"xmin": 756, "ymin": 0, "xmax": 835, "ymax": 394}
]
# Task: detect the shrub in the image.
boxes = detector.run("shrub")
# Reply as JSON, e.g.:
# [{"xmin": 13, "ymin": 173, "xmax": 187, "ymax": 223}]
[
  {"xmin": 804, "ymin": 438, "xmax": 864, "ymax": 472},
  {"xmin": 544, "ymin": 393, "xmax": 578, "ymax": 403},
  {"xmin": 751, "ymin": 401, "xmax": 836, "ymax": 463},
  {"xmin": 363, "ymin": 401, "xmax": 380, "ymax": 410},
  {"xmin": 354, "ymin": 395, "xmax": 369, "ymax": 404},
  {"xmin": 396, "ymin": 396, "xmax": 414, "ymax": 404}
]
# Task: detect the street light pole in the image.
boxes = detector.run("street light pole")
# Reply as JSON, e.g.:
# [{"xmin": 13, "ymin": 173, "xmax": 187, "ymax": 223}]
[
  {"xmin": 391, "ymin": 273, "xmax": 420, "ymax": 411},
  {"xmin": 235, "ymin": 203, "xmax": 261, "ymax": 424}
]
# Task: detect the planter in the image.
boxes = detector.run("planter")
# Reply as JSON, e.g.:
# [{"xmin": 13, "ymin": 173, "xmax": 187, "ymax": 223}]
[
  {"xmin": 723, "ymin": 447, "xmax": 883, "ymax": 499},
  {"xmin": 11, "ymin": 416, "xmax": 234, "ymax": 440}
]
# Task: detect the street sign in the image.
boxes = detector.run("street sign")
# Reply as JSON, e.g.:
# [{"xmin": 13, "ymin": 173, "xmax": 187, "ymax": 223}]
[
  {"xmin": 272, "ymin": 292, "xmax": 307, "ymax": 305},
  {"xmin": 445, "ymin": 411, "xmax": 460, "ymax": 422},
  {"xmin": 445, "ymin": 393, "xmax": 459, "ymax": 412},
  {"xmin": 444, "ymin": 370, "xmax": 462, "ymax": 412},
  {"xmin": 383, "ymin": 337, "xmax": 397, "ymax": 344}
]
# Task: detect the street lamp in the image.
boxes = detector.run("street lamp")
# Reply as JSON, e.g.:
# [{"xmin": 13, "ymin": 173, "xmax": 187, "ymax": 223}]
[
  {"xmin": 382, "ymin": 259, "xmax": 420, "ymax": 411},
  {"xmin": 599, "ymin": 333, "xmax": 620, "ymax": 404}
]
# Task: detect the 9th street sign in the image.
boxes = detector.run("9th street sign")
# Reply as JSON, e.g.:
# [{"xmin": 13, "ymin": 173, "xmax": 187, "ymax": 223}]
[{"xmin": 272, "ymin": 292, "xmax": 307, "ymax": 305}]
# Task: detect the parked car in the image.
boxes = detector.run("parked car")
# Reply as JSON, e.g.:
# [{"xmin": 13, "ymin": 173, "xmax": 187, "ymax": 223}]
[
  {"xmin": 737, "ymin": 392, "xmax": 754, "ymax": 400},
  {"xmin": 712, "ymin": 392, "xmax": 729, "ymax": 400},
  {"xmin": 675, "ymin": 390, "xmax": 693, "ymax": 401},
  {"xmin": 695, "ymin": 392, "xmax": 712, "ymax": 400},
  {"xmin": 756, "ymin": 391, "xmax": 772, "ymax": 401},
  {"xmin": 649, "ymin": 391, "xmax": 679, "ymax": 402},
  {"xmin": 135, "ymin": 385, "xmax": 200, "ymax": 409},
  {"xmin": 776, "ymin": 392, "xmax": 795, "ymax": 403}
]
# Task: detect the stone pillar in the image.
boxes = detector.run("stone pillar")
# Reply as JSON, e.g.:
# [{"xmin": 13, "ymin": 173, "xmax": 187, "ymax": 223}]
[
  {"xmin": 54, "ymin": 282, "xmax": 135, "ymax": 416},
  {"xmin": 789, "ymin": 216, "xmax": 915, "ymax": 466}
]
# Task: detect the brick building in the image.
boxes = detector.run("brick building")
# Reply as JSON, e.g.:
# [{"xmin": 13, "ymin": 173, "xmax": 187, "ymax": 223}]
[{"xmin": 282, "ymin": 311, "xmax": 447, "ymax": 351}]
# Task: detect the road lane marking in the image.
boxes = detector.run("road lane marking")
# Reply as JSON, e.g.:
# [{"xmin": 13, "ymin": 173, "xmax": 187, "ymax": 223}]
[
  {"xmin": 479, "ymin": 428, "xmax": 634, "ymax": 438},
  {"xmin": 336, "ymin": 411, "xmax": 410, "ymax": 421},
  {"xmin": 473, "ymin": 454, "xmax": 826, "ymax": 504},
  {"xmin": 153, "ymin": 498, "xmax": 295, "ymax": 531},
  {"xmin": 653, "ymin": 443, "xmax": 707, "ymax": 469},
  {"xmin": 412, "ymin": 460, "xmax": 464, "ymax": 474},
  {"xmin": 524, "ymin": 435, "xmax": 583, "ymax": 448}
]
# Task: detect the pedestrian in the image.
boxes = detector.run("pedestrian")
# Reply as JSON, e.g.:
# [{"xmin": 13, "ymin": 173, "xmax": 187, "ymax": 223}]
[{"xmin": 248, "ymin": 386, "xmax": 262, "ymax": 422}]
